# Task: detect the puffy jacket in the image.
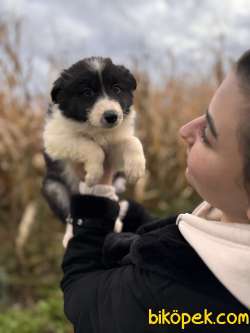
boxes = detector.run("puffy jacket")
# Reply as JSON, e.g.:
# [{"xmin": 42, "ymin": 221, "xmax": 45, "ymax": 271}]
[{"xmin": 61, "ymin": 194, "xmax": 250, "ymax": 333}]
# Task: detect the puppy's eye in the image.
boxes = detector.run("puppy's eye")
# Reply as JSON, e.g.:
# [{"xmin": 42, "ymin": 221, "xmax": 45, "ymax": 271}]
[
  {"xmin": 112, "ymin": 85, "xmax": 122, "ymax": 95},
  {"xmin": 82, "ymin": 88, "xmax": 95, "ymax": 97}
]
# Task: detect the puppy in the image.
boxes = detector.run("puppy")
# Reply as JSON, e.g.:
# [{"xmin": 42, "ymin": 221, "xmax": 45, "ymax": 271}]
[{"xmin": 42, "ymin": 57, "xmax": 145, "ymax": 238}]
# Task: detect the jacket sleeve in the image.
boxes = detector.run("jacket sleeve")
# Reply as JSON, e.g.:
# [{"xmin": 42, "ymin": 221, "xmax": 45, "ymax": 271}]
[
  {"xmin": 61, "ymin": 194, "xmax": 120, "ymax": 286},
  {"xmin": 60, "ymin": 193, "xmax": 154, "ymax": 330},
  {"xmin": 60, "ymin": 194, "xmax": 120, "ymax": 323},
  {"xmin": 121, "ymin": 199, "xmax": 158, "ymax": 232},
  {"xmin": 60, "ymin": 193, "xmax": 179, "ymax": 331}
]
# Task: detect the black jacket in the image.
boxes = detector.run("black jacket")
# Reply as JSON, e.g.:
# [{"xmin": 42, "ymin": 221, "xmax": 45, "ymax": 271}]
[{"xmin": 61, "ymin": 195, "xmax": 250, "ymax": 333}]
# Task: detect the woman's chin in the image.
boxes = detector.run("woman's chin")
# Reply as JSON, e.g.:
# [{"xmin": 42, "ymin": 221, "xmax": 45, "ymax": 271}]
[
  {"xmin": 185, "ymin": 167, "xmax": 194, "ymax": 187},
  {"xmin": 185, "ymin": 169, "xmax": 203, "ymax": 200}
]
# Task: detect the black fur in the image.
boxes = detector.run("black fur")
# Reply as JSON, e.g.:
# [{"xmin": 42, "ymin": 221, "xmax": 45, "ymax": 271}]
[
  {"xmin": 50, "ymin": 57, "xmax": 136, "ymax": 121},
  {"xmin": 42, "ymin": 152, "xmax": 80, "ymax": 222}
]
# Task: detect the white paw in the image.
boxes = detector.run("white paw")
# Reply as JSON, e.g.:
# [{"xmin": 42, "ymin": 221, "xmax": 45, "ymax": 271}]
[
  {"xmin": 85, "ymin": 165, "xmax": 104, "ymax": 186},
  {"xmin": 124, "ymin": 155, "xmax": 145, "ymax": 183},
  {"xmin": 62, "ymin": 224, "xmax": 73, "ymax": 248}
]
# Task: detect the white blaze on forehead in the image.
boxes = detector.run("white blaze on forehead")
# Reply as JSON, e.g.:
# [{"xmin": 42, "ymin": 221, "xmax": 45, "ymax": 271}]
[
  {"xmin": 87, "ymin": 58, "xmax": 105, "ymax": 72},
  {"xmin": 89, "ymin": 98, "xmax": 123, "ymax": 127},
  {"xmin": 86, "ymin": 57, "xmax": 107, "ymax": 96}
]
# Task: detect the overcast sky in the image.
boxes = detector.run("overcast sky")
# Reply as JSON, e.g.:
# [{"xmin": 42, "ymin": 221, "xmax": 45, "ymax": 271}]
[{"xmin": 1, "ymin": 0, "xmax": 250, "ymax": 92}]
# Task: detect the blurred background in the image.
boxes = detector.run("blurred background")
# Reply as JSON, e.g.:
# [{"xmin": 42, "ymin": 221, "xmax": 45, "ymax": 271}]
[{"xmin": 1, "ymin": 0, "xmax": 250, "ymax": 332}]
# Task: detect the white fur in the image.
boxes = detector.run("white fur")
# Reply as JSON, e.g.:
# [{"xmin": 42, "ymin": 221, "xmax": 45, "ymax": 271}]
[
  {"xmin": 43, "ymin": 104, "xmax": 145, "ymax": 186},
  {"xmin": 119, "ymin": 200, "xmax": 129, "ymax": 220},
  {"xmin": 86, "ymin": 58, "xmax": 107, "ymax": 96},
  {"xmin": 79, "ymin": 181, "xmax": 119, "ymax": 201},
  {"xmin": 86, "ymin": 57, "xmax": 105, "ymax": 72},
  {"xmin": 62, "ymin": 223, "xmax": 73, "ymax": 248},
  {"xmin": 89, "ymin": 97, "xmax": 123, "ymax": 128},
  {"xmin": 62, "ymin": 162, "xmax": 80, "ymax": 193},
  {"xmin": 114, "ymin": 218, "xmax": 123, "ymax": 233},
  {"xmin": 113, "ymin": 177, "xmax": 127, "ymax": 193}
]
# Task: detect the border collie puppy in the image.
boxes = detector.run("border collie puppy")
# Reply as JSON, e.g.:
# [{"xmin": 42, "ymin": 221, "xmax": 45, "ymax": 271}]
[{"xmin": 42, "ymin": 57, "xmax": 145, "ymax": 229}]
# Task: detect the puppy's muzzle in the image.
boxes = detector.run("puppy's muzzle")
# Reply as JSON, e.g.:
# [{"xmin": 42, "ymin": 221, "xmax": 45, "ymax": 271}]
[{"xmin": 102, "ymin": 110, "xmax": 119, "ymax": 127}]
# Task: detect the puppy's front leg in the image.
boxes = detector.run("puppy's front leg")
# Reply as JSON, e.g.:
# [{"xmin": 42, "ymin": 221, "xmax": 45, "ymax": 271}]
[
  {"xmin": 44, "ymin": 134, "xmax": 105, "ymax": 186},
  {"xmin": 121, "ymin": 137, "xmax": 146, "ymax": 183}
]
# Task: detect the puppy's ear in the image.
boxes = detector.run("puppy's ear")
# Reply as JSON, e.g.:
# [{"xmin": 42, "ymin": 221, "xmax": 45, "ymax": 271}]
[
  {"xmin": 127, "ymin": 69, "xmax": 137, "ymax": 91},
  {"xmin": 51, "ymin": 77, "xmax": 63, "ymax": 104},
  {"xmin": 118, "ymin": 66, "xmax": 137, "ymax": 91},
  {"xmin": 129, "ymin": 71, "xmax": 137, "ymax": 91},
  {"xmin": 105, "ymin": 57, "xmax": 113, "ymax": 66}
]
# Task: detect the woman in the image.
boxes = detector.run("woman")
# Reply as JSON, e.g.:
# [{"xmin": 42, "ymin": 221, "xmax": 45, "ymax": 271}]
[{"xmin": 61, "ymin": 50, "xmax": 250, "ymax": 332}]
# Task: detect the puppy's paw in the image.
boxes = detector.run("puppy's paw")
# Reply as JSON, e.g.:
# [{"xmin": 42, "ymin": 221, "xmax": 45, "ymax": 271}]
[
  {"xmin": 62, "ymin": 223, "xmax": 73, "ymax": 248},
  {"xmin": 85, "ymin": 166, "xmax": 104, "ymax": 186},
  {"xmin": 124, "ymin": 155, "xmax": 145, "ymax": 183}
]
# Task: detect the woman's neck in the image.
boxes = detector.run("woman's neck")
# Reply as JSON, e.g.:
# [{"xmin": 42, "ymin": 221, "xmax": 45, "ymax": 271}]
[{"xmin": 220, "ymin": 211, "xmax": 250, "ymax": 224}]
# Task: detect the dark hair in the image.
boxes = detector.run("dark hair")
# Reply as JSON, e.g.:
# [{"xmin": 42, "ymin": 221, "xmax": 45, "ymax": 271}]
[{"xmin": 235, "ymin": 50, "xmax": 250, "ymax": 196}]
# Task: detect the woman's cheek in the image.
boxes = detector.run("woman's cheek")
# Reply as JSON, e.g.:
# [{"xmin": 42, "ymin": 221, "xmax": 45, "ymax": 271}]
[
  {"xmin": 189, "ymin": 154, "xmax": 222, "ymax": 195},
  {"xmin": 187, "ymin": 148, "xmax": 215, "ymax": 185},
  {"xmin": 187, "ymin": 147, "xmax": 207, "ymax": 176}
]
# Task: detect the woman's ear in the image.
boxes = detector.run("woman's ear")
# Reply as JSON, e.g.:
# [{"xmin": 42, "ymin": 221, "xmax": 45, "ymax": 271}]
[{"xmin": 51, "ymin": 77, "xmax": 63, "ymax": 104}]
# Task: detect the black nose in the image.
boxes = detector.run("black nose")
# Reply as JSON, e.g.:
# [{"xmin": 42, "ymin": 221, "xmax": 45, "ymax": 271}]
[{"xmin": 103, "ymin": 110, "xmax": 118, "ymax": 124}]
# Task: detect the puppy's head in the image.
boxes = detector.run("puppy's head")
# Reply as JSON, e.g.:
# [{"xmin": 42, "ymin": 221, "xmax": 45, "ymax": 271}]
[{"xmin": 51, "ymin": 57, "xmax": 136, "ymax": 129}]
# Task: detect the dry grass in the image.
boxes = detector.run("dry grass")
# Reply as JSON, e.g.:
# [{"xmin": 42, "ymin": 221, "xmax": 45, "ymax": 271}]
[{"xmin": 0, "ymin": 19, "xmax": 228, "ymax": 307}]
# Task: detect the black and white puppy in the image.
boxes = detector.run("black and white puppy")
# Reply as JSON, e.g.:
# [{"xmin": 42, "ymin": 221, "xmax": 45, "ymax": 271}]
[{"xmin": 42, "ymin": 57, "xmax": 145, "ymax": 235}]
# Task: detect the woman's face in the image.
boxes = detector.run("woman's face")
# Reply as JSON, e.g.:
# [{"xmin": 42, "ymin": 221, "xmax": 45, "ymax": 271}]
[{"xmin": 179, "ymin": 70, "xmax": 250, "ymax": 222}]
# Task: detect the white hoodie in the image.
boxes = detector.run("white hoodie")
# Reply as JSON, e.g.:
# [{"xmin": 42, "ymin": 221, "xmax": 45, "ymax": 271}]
[{"xmin": 176, "ymin": 201, "xmax": 250, "ymax": 310}]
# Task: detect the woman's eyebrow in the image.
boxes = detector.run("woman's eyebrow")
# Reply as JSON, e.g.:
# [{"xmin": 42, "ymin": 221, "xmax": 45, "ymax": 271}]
[{"xmin": 206, "ymin": 109, "xmax": 218, "ymax": 140}]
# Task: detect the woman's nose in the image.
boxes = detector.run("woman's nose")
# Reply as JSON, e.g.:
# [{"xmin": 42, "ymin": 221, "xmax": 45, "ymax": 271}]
[{"xmin": 179, "ymin": 116, "xmax": 203, "ymax": 145}]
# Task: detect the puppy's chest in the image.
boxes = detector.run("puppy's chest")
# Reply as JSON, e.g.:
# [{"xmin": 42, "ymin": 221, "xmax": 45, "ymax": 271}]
[
  {"xmin": 79, "ymin": 121, "xmax": 134, "ymax": 150},
  {"xmin": 82, "ymin": 131, "xmax": 120, "ymax": 150}
]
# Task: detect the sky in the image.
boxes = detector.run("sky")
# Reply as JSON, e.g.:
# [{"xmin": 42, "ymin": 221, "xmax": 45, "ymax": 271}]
[{"xmin": 1, "ymin": 0, "xmax": 250, "ymax": 92}]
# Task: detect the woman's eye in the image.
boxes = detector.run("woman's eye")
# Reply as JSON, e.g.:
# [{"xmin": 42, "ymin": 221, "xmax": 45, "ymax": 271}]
[
  {"xmin": 200, "ymin": 125, "xmax": 210, "ymax": 146},
  {"xmin": 112, "ymin": 85, "xmax": 122, "ymax": 95},
  {"xmin": 82, "ymin": 88, "xmax": 95, "ymax": 97}
]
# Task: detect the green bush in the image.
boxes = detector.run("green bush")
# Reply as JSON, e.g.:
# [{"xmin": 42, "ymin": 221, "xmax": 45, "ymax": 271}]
[{"xmin": 0, "ymin": 293, "xmax": 72, "ymax": 333}]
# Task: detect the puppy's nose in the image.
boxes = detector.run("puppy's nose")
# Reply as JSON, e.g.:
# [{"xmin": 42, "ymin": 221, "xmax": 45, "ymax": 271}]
[{"xmin": 103, "ymin": 110, "xmax": 118, "ymax": 124}]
